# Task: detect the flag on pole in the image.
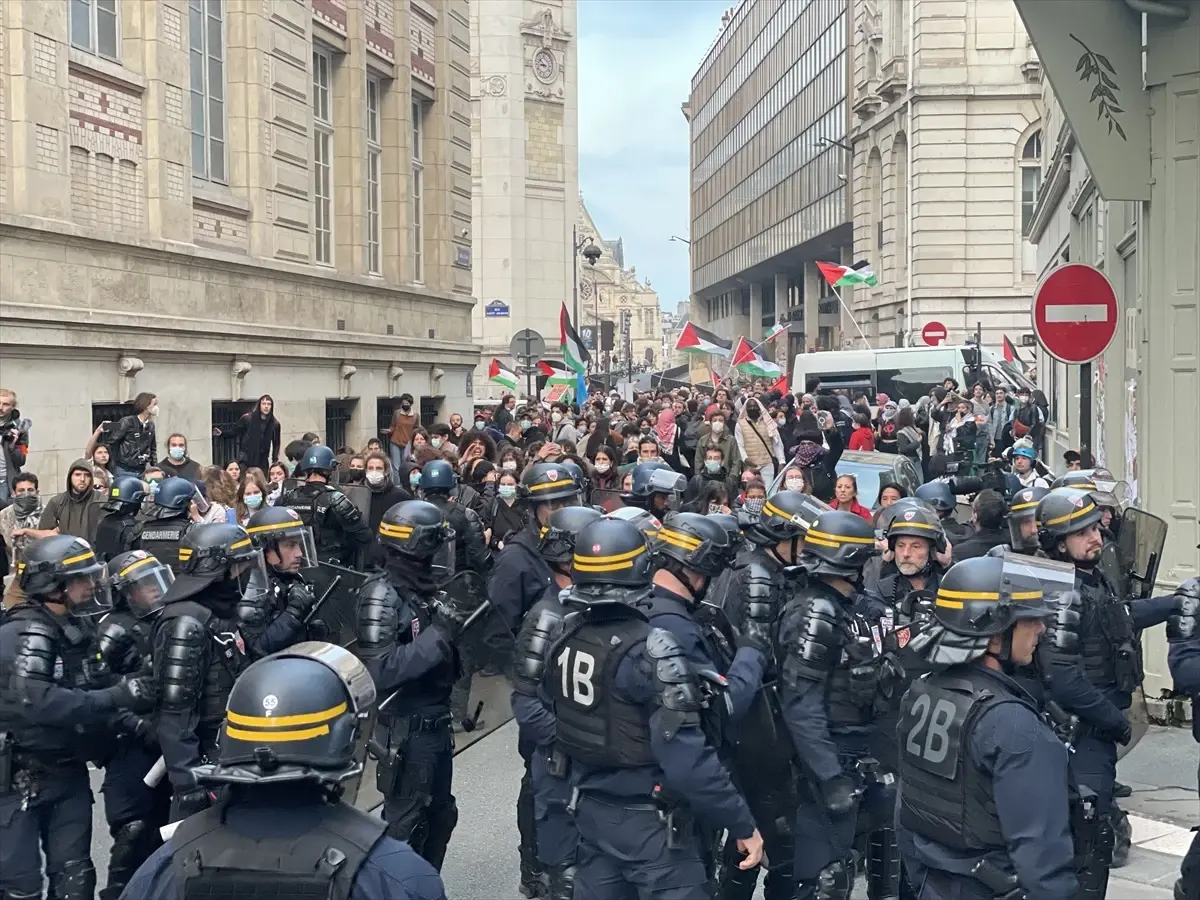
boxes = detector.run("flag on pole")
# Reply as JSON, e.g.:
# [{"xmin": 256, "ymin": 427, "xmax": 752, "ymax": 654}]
[
  {"xmin": 674, "ymin": 321, "xmax": 733, "ymax": 357},
  {"xmin": 560, "ymin": 303, "xmax": 590, "ymax": 374},
  {"xmin": 488, "ymin": 358, "xmax": 519, "ymax": 392},
  {"xmin": 1003, "ymin": 335, "xmax": 1019, "ymax": 363},
  {"xmin": 731, "ymin": 336, "xmax": 782, "ymax": 378},
  {"xmin": 816, "ymin": 260, "xmax": 879, "ymax": 288},
  {"xmin": 538, "ymin": 359, "xmax": 576, "ymax": 386},
  {"xmin": 711, "ymin": 369, "xmax": 721, "ymax": 389},
  {"xmin": 769, "ymin": 372, "xmax": 789, "ymax": 395},
  {"xmin": 765, "ymin": 322, "xmax": 788, "ymax": 342}
]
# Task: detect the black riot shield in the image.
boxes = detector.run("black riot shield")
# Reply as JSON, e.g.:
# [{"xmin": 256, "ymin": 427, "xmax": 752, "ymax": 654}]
[
  {"xmin": 1117, "ymin": 507, "xmax": 1169, "ymax": 601},
  {"xmin": 437, "ymin": 571, "xmax": 513, "ymax": 677},
  {"xmin": 339, "ymin": 485, "xmax": 372, "ymax": 523},
  {"xmin": 591, "ymin": 489, "xmax": 625, "ymax": 513},
  {"xmin": 298, "ymin": 562, "xmax": 370, "ymax": 648}
]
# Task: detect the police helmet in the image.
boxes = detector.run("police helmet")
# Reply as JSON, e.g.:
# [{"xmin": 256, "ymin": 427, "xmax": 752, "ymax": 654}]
[
  {"xmin": 519, "ymin": 462, "xmax": 582, "ymax": 504},
  {"xmin": 885, "ymin": 504, "xmax": 947, "ymax": 554},
  {"xmin": 108, "ymin": 550, "xmax": 174, "ymax": 619},
  {"xmin": 245, "ymin": 506, "xmax": 317, "ymax": 568},
  {"xmin": 571, "ymin": 518, "xmax": 653, "ymax": 588},
  {"xmin": 560, "ymin": 459, "xmax": 589, "ymax": 496},
  {"xmin": 655, "ymin": 512, "xmax": 734, "ymax": 578},
  {"xmin": 800, "ymin": 510, "xmax": 879, "ymax": 579},
  {"xmin": 1049, "ymin": 471, "xmax": 1123, "ymax": 511},
  {"xmin": 708, "ymin": 513, "xmax": 746, "ymax": 554},
  {"xmin": 604, "ymin": 505, "xmax": 662, "ymax": 539},
  {"xmin": 626, "ymin": 461, "xmax": 685, "ymax": 502},
  {"xmin": 1036, "ymin": 487, "xmax": 1105, "ymax": 550},
  {"xmin": 152, "ymin": 476, "xmax": 195, "ymax": 515},
  {"xmin": 105, "ymin": 476, "xmax": 147, "ymax": 513},
  {"xmin": 378, "ymin": 500, "xmax": 454, "ymax": 561},
  {"xmin": 755, "ymin": 490, "xmax": 828, "ymax": 543},
  {"xmin": 177, "ymin": 523, "xmax": 259, "ymax": 576},
  {"xmin": 1007, "ymin": 485, "xmax": 1049, "ymax": 552},
  {"xmin": 539, "ymin": 506, "xmax": 603, "ymax": 565},
  {"xmin": 18, "ymin": 535, "xmax": 109, "ymax": 615},
  {"xmin": 1051, "ymin": 471, "xmax": 1099, "ymax": 491},
  {"xmin": 203, "ymin": 642, "xmax": 376, "ymax": 787},
  {"xmin": 932, "ymin": 555, "xmax": 1064, "ymax": 639},
  {"xmin": 296, "ymin": 444, "xmax": 337, "ymax": 477},
  {"xmin": 914, "ymin": 481, "xmax": 956, "ymax": 514},
  {"xmin": 420, "ymin": 459, "xmax": 458, "ymax": 494}
]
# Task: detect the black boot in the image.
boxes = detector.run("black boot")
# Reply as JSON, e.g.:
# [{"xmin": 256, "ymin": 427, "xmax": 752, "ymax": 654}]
[
  {"xmin": 547, "ymin": 865, "xmax": 576, "ymax": 900},
  {"xmin": 866, "ymin": 828, "xmax": 901, "ymax": 900},
  {"xmin": 519, "ymin": 852, "xmax": 549, "ymax": 899},
  {"xmin": 1110, "ymin": 806, "xmax": 1132, "ymax": 868}
]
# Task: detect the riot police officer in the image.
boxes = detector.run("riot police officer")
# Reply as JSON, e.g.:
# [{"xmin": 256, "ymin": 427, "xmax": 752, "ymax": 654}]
[
  {"xmin": 862, "ymin": 505, "xmax": 949, "ymax": 627},
  {"xmin": 151, "ymin": 523, "xmax": 262, "ymax": 821},
  {"xmin": 1035, "ymin": 487, "xmax": 1177, "ymax": 877},
  {"xmin": 357, "ymin": 500, "xmax": 461, "ymax": 870},
  {"xmin": 241, "ymin": 505, "xmax": 321, "ymax": 657},
  {"xmin": 622, "ymin": 460, "xmax": 686, "ymax": 518},
  {"xmin": 993, "ymin": 485, "xmax": 1049, "ymax": 556},
  {"xmin": 118, "ymin": 642, "xmax": 448, "ymax": 900},
  {"xmin": 277, "ymin": 444, "xmax": 373, "ymax": 567},
  {"xmin": 94, "ymin": 476, "xmax": 148, "ymax": 562},
  {"xmin": 510, "ymin": 505, "xmax": 603, "ymax": 900},
  {"xmin": 776, "ymin": 509, "xmax": 881, "ymax": 900},
  {"xmin": 131, "ymin": 476, "xmax": 195, "ymax": 572},
  {"xmin": 0, "ymin": 535, "xmax": 156, "ymax": 900},
  {"xmin": 1167, "ymin": 577, "xmax": 1200, "ymax": 900},
  {"xmin": 897, "ymin": 554, "xmax": 1078, "ymax": 900},
  {"xmin": 96, "ymin": 550, "xmax": 175, "ymax": 899},
  {"xmin": 547, "ymin": 517, "xmax": 764, "ymax": 899},
  {"xmin": 914, "ymin": 481, "xmax": 971, "ymax": 545}
]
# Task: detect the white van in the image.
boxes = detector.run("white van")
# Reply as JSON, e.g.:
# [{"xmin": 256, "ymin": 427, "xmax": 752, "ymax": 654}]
[{"xmin": 790, "ymin": 346, "xmax": 1035, "ymax": 403}]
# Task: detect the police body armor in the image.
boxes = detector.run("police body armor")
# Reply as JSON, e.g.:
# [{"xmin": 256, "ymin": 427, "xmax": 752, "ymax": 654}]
[
  {"xmin": 1070, "ymin": 572, "xmax": 1143, "ymax": 696},
  {"xmin": 279, "ymin": 482, "xmax": 359, "ymax": 568},
  {"xmin": 0, "ymin": 604, "xmax": 102, "ymax": 767},
  {"xmin": 511, "ymin": 593, "xmax": 569, "ymax": 700},
  {"xmin": 171, "ymin": 799, "xmax": 387, "ymax": 900},
  {"xmin": 93, "ymin": 512, "xmax": 139, "ymax": 564},
  {"xmin": 96, "ymin": 609, "xmax": 153, "ymax": 676},
  {"xmin": 135, "ymin": 516, "xmax": 190, "ymax": 573},
  {"xmin": 550, "ymin": 601, "xmax": 658, "ymax": 770},
  {"xmin": 897, "ymin": 670, "xmax": 1021, "ymax": 852},
  {"xmin": 236, "ymin": 570, "xmax": 289, "ymax": 654},
  {"xmin": 155, "ymin": 600, "xmax": 248, "ymax": 754}
]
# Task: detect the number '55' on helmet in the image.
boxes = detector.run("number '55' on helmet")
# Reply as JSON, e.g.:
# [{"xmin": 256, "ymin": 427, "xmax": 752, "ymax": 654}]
[{"xmin": 202, "ymin": 642, "xmax": 376, "ymax": 786}]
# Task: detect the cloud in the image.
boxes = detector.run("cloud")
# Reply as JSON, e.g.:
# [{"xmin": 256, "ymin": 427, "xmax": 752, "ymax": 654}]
[{"xmin": 577, "ymin": 0, "xmax": 728, "ymax": 311}]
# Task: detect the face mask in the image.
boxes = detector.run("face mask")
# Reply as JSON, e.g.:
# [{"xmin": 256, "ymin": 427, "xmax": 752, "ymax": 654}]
[
  {"xmin": 711, "ymin": 421, "xmax": 725, "ymax": 434},
  {"xmin": 502, "ymin": 460, "xmax": 517, "ymax": 472},
  {"xmin": 498, "ymin": 485, "xmax": 517, "ymax": 500},
  {"xmin": 520, "ymin": 419, "xmax": 532, "ymax": 430},
  {"xmin": 708, "ymin": 503, "xmax": 723, "ymax": 515},
  {"xmin": 744, "ymin": 498, "xmax": 765, "ymax": 514},
  {"xmin": 147, "ymin": 480, "xmax": 161, "ymax": 496},
  {"xmin": 431, "ymin": 437, "xmax": 442, "ymax": 449},
  {"xmin": 746, "ymin": 406, "xmax": 760, "ymax": 421},
  {"xmin": 147, "ymin": 404, "xmax": 159, "ymax": 417},
  {"xmin": 776, "ymin": 417, "xmax": 786, "ymax": 426},
  {"xmin": 410, "ymin": 472, "xmax": 421, "ymax": 487},
  {"xmin": 366, "ymin": 470, "xmax": 386, "ymax": 486},
  {"xmin": 13, "ymin": 495, "xmax": 38, "ymax": 516},
  {"xmin": 401, "ymin": 402, "xmax": 412, "ymax": 411},
  {"xmin": 785, "ymin": 478, "xmax": 804, "ymax": 492},
  {"xmin": 705, "ymin": 461, "xmax": 721, "ymax": 474},
  {"xmin": 169, "ymin": 447, "xmax": 185, "ymax": 461},
  {"xmin": 551, "ymin": 412, "xmax": 563, "ymax": 423},
  {"xmin": 475, "ymin": 420, "xmax": 485, "ymax": 429},
  {"xmin": 245, "ymin": 494, "xmax": 263, "ymax": 509},
  {"xmin": 594, "ymin": 461, "xmax": 610, "ymax": 473}
]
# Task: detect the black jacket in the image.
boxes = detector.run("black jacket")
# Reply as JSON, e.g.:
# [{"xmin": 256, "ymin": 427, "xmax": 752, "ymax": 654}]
[
  {"xmin": 952, "ymin": 526, "xmax": 1010, "ymax": 563},
  {"xmin": 109, "ymin": 415, "xmax": 157, "ymax": 474}
]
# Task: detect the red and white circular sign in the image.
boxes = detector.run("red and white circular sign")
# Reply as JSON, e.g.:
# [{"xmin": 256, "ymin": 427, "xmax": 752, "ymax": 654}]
[
  {"xmin": 1032, "ymin": 264, "xmax": 1118, "ymax": 364},
  {"xmin": 921, "ymin": 321, "xmax": 947, "ymax": 346}
]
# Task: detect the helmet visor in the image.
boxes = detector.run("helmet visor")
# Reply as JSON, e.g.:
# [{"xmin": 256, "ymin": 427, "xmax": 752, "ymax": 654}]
[
  {"xmin": 112, "ymin": 555, "xmax": 175, "ymax": 618},
  {"xmin": 1007, "ymin": 511, "xmax": 1040, "ymax": 552},
  {"xmin": 232, "ymin": 549, "xmax": 272, "ymax": 606},
  {"xmin": 65, "ymin": 569, "xmax": 113, "ymax": 619},
  {"xmin": 1090, "ymin": 479, "xmax": 1129, "ymax": 512},
  {"xmin": 261, "ymin": 527, "xmax": 318, "ymax": 575},
  {"xmin": 999, "ymin": 551, "xmax": 1078, "ymax": 612},
  {"xmin": 431, "ymin": 535, "xmax": 456, "ymax": 580}
]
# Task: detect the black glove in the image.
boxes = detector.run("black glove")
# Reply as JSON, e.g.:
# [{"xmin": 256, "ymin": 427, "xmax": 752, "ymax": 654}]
[
  {"xmin": 430, "ymin": 601, "xmax": 468, "ymax": 643},
  {"xmin": 284, "ymin": 583, "xmax": 317, "ymax": 620},
  {"xmin": 306, "ymin": 618, "xmax": 331, "ymax": 642},
  {"xmin": 109, "ymin": 674, "xmax": 158, "ymax": 714},
  {"xmin": 736, "ymin": 619, "xmax": 774, "ymax": 659},
  {"xmin": 818, "ymin": 775, "xmax": 857, "ymax": 816},
  {"xmin": 1109, "ymin": 721, "xmax": 1133, "ymax": 746},
  {"xmin": 171, "ymin": 787, "xmax": 213, "ymax": 820}
]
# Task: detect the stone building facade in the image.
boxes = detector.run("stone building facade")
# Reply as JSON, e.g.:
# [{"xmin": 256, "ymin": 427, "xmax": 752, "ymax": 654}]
[
  {"xmin": 469, "ymin": 0, "xmax": 578, "ymax": 404},
  {"xmin": 848, "ymin": 0, "xmax": 1044, "ymax": 351},
  {"xmin": 0, "ymin": 0, "xmax": 477, "ymax": 490}
]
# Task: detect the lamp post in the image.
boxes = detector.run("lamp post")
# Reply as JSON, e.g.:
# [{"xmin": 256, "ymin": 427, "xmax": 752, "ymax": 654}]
[
  {"xmin": 581, "ymin": 240, "xmax": 601, "ymax": 375},
  {"xmin": 571, "ymin": 227, "xmax": 596, "ymax": 331},
  {"xmin": 669, "ymin": 235, "xmax": 691, "ymax": 245}
]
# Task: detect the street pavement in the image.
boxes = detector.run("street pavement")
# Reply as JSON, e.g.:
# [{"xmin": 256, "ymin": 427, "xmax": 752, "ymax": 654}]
[{"xmin": 87, "ymin": 710, "xmax": 1193, "ymax": 898}]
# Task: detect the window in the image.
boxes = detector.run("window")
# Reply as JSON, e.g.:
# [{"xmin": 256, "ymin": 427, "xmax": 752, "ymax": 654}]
[
  {"xmin": 313, "ymin": 48, "xmax": 334, "ymax": 265},
  {"xmin": 412, "ymin": 97, "xmax": 426, "ymax": 283},
  {"xmin": 325, "ymin": 399, "xmax": 357, "ymax": 452},
  {"xmin": 1020, "ymin": 131, "xmax": 1043, "ymax": 238},
  {"xmin": 71, "ymin": 0, "xmax": 120, "ymax": 60},
  {"xmin": 366, "ymin": 76, "xmax": 383, "ymax": 275},
  {"xmin": 189, "ymin": 0, "xmax": 225, "ymax": 182}
]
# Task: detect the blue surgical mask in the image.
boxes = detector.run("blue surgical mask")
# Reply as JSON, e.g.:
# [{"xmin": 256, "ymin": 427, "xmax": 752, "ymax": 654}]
[
  {"xmin": 498, "ymin": 484, "xmax": 517, "ymax": 500},
  {"xmin": 520, "ymin": 419, "xmax": 532, "ymax": 430},
  {"xmin": 245, "ymin": 494, "xmax": 263, "ymax": 509},
  {"xmin": 705, "ymin": 460, "xmax": 721, "ymax": 473},
  {"xmin": 147, "ymin": 480, "xmax": 161, "ymax": 496},
  {"xmin": 475, "ymin": 420, "xmax": 485, "ymax": 429},
  {"xmin": 169, "ymin": 446, "xmax": 186, "ymax": 461},
  {"xmin": 410, "ymin": 472, "xmax": 421, "ymax": 487}
]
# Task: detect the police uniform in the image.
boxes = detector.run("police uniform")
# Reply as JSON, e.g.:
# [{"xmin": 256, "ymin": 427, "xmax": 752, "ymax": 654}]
[
  {"xmin": 0, "ymin": 536, "xmax": 156, "ymax": 900},
  {"xmin": 95, "ymin": 550, "xmax": 176, "ymax": 899},
  {"xmin": 547, "ymin": 518, "xmax": 758, "ymax": 900},
  {"xmin": 240, "ymin": 506, "xmax": 322, "ymax": 658},
  {"xmin": 94, "ymin": 477, "xmax": 148, "ymax": 563},
  {"xmin": 623, "ymin": 460, "xmax": 687, "ymax": 519},
  {"xmin": 914, "ymin": 482, "xmax": 971, "ymax": 546},
  {"xmin": 898, "ymin": 554, "xmax": 1079, "ymax": 900},
  {"xmin": 509, "ymin": 506, "xmax": 603, "ymax": 900},
  {"xmin": 150, "ymin": 524, "xmax": 258, "ymax": 821},
  {"xmin": 1168, "ymin": 578, "xmax": 1200, "ymax": 900},
  {"xmin": 277, "ymin": 445, "xmax": 373, "ymax": 568},
  {"xmin": 357, "ymin": 500, "xmax": 461, "ymax": 870},
  {"xmin": 119, "ymin": 642, "xmax": 448, "ymax": 900},
  {"xmin": 131, "ymin": 477, "xmax": 196, "ymax": 573}
]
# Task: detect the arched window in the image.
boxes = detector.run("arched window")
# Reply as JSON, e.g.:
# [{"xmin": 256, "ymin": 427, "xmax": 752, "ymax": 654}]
[
  {"xmin": 1020, "ymin": 130, "xmax": 1043, "ymax": 237},
  {"xmin": 868, "ymin": 148, "xmax": 883, "ymax": 252},
  {"xmin": 893, "ymin": 133, "xmax": 908, "ymax": 280}
]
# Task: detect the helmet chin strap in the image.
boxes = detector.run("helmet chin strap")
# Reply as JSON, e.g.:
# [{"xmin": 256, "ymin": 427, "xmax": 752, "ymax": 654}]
[{"xmin": 984, "ymin": 629, "xmax": 1017, "ymax": 674}]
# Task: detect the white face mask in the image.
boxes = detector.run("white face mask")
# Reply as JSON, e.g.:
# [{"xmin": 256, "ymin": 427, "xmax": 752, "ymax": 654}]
[
  {"xmin": 594, "ymin": 461, "xmax": 610, "ymax": 473},
  {"xmin": 431, "ymin": 437, "xmax": 442, "ymax": 449},
  {"xmin": 366, "ymin": 470, "xmax": 386, "ymax": 486},
  {"xmin": 148, "ymin": 404, "xmax": 160, "ymax": 417},
  {"xmin": 502, "ymin": 460, "xmax": 517, "ymax": 472},
  {"xmin": 785, "ymin": 478, "xmax": 804, "ymax": 492},
  {"xmin": 711, "ymin": 421, "xmax": 725, "ymax": 434},
  {"xmin": 551, "ymin": 412, "xmax": 563, "ymax": 423}
]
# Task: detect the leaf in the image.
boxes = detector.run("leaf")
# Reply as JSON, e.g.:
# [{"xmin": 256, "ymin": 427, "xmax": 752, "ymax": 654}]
[
  {"xmin": 1098, "ymin": 104, "xmax": 1107, "ymax": 120},
  {"xmin": 1107, "ymin": 105, "xmax": 1124, "ymax": 115},
  {"xmin": 1114, "ymin": 120, "xmax": 1127, "ymax": 141},
  {"xmin": 1090, "ymin": 84, "xmax": 1105, "ymax": 101},
  {"xmin": 1096, "ymin": 53, "xmax": 1115, "ymax": 74},
  {"xmin": 1108, "ymin": 118, "xmax": 1114, "ymax": 134},
  {"xmin": 1100, "ymin": 72, "xmax": 1118, "ymax": 89},
  {"xmin": 1076, "ymin": 54, "xmax": 1089, "ymax": 73}
]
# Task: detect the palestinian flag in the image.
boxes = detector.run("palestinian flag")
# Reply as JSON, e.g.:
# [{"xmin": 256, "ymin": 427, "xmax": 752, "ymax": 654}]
[
  {"xmin": 731, "ymin": 336, "xmax": 782, "ymax": 378},
  {"xmin": 816, "ymin": 260, "xmax": 878, "ymax": 288},
  {"xmin": 769, "ymin": 372, "xmax": 789, "ymax": 395},
  {"xmin": 675, "ymin": 321, "xmax": 733, "ymax": 357},
  {"xmin": 488, "ymin": 359, "xmax": 518, "ymax": 392},
  {"xmin": 765, "ymin": 322, "xmax": 788, "ymax": 342},
  {"xmin": 711, "ymin": 369, "xmax": 721, "ymax": 389},
  {"xmin": 560, "ymin": 303, "xmax": 590, "ymax": 375},
  {"xmin": 1003, "ymin": 335, "xmax": 1019, "ymax": 363},
  {"xmin": 538, "ymin": 359, "xmax": 576, "ymax": 386}
]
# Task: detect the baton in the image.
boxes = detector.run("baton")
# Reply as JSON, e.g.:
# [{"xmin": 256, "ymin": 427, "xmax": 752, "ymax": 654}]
[
  {"xmin": 144, "ymin": 755, "xmax": 167, "ymax": 788},
  {"xmin": 303, "ymin": 575, "xmax": 342, "ymax": 625}
]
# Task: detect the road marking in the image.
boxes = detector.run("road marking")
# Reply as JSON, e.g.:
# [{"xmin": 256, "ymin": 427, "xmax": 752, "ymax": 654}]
[
  {"xmin": 1042, "ymin": 303, "xmax": 1111, "ymax": 323},
  {"xmin": 1130, "ymin": 813, "xmax": 1192, "ymax": 857}
]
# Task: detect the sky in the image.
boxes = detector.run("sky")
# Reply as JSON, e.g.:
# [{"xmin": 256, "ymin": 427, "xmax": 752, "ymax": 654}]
[{"xmin": 577, "ymin": 0, "xmax": 730, "ymax": 313}]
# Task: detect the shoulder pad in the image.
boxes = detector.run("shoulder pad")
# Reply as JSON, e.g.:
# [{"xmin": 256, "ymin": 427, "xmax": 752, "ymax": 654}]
[
  {"xmin": 1042, "ymin": 598, "xmax": 1082, "ymax": 655},
  {"xmin": 742, "ymin": 560, "xmax": 775, "ymax": 590},
  {"xmin": 236, "ymin": 593, "xmax": 270, "ymax": 629},
  {"xmin": 331, "ymin": 491, "xmax": 363, "ymax": 522},
  {"xmin": 511, "ymin": 602, "xmax": 566, "ymax": 694},
  {"xmin": 13, "ymin": 619, "xmax": 59, "ymax": 681},
  {"xmin": 646, "ymin": 628, "xmax": 703, "ymax": 738},
  {"xmin": 96, "ymin": 616, "xmax": 134, "ymax": 658},
  {"xmin": 155, "ymin": 613, "xmax": 209, "ymax": 711},
  {"xmin": 1168, "ymin": 594, "xmax": 1200, "ymax": 641},
  {"xmin": 780, "ymin": 593, "xmax": 846, "ymax": 687},
  {"xmin": 356, "ymin": 575, "xmax": 400, "ymax": 655}
]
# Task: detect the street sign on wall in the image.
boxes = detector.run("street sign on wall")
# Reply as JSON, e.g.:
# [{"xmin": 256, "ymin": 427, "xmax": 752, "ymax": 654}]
[
  {"xmin": 485, "ymin": 299, "xmax": 510, "ymax": 318},
  {"xmin": 1032, "ymin": 263, "xmax": 1118, "ymax": 364},
  {"xmin": 921, "ymin": 321, "xmax": 948, "ymax": 346}
]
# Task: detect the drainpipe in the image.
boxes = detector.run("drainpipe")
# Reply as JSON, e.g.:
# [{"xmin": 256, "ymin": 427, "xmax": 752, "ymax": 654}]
[{"xmin": 905, "ymin": 0, "xmax": 915, "ymax": 343}]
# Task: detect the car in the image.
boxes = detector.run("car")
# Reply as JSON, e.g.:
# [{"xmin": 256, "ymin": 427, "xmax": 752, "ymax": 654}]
[{"xmin": 768, "ymin": 450, "xmax": 924, "ymax": 509}]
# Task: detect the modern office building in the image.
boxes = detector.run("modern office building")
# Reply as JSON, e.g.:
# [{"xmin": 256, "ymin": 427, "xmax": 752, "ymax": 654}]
[
  {"xmin": 0, "ymin": 0, "xmax": 477, "ymax": 487},
  {"xmin": 685, "ymin": 0, "xmax": 854, "ymax": 370}
]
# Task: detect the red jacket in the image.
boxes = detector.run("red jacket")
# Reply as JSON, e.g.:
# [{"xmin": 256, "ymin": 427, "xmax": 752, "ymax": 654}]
[
  {"xmin": 838, "ymin": 500, "xmax": 873, "ymax": 522},
  {"xmin": 848, "ymin": 426, "xmax": 875, "ymax": 452}
]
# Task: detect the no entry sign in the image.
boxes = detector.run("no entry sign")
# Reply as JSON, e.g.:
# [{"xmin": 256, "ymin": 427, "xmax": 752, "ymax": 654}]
[
  {"xmin": 1032, "ymin": 264, "xmax": 1118, "ymax": 364},
  {"xmin": 921, "ymin": 321, "xmax": 947, "ymax": 346}
]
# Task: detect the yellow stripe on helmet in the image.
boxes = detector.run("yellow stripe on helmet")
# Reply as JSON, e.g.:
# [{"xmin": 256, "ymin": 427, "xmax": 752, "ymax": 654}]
[{"xmin": 226, "ymin": 702, "xmax": 347, "ymax": 729}]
